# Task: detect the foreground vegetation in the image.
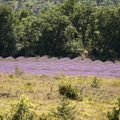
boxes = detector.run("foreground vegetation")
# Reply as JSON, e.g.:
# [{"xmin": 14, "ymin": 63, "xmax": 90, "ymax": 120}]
[
  {"xmin": 0, "ymin": 72, "xmax": 120, "ymax": 119},
  {"xmin": 0, "ymin": 0, "xmax": 120, "ymax": 60}
]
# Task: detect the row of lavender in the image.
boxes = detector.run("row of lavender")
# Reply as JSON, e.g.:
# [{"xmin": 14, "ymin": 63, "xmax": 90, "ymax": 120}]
[{"xmin": 0, "ymin": 56, "xmax": 120, "ymax": 78}]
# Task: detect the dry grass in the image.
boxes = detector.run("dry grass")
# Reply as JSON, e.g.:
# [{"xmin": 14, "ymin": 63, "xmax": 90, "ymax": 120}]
[{"xmin": 0, "ymin": 73, "xmax": 120, "ymax": 120}]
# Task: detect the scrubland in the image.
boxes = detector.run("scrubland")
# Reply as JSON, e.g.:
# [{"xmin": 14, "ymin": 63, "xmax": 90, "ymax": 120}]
[{"xmin": 0, "ymin": 73, "xmax": 120, "ymax": 120}]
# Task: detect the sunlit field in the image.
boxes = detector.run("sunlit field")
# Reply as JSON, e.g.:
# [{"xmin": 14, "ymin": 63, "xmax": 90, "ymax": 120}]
[
  {"xmin": 0, "ymin": 0, "xmax": 120, "ymax": 119},
  {"xmin": 0, "ymin": 71, "xmax": 120, "ymax": 119}
]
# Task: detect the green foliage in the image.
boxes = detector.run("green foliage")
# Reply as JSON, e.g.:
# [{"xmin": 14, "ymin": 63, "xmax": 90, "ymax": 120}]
[
  {"xmin": 0, "ymin": 1, "xmax": 120, "ymax": 60},
  {"xmin": 63, "ymin": 24, "xmax": 84, "ymax": 57},
  {"xmin": 60, "ymin": 0, "xmax": 77, "ymax": 16},
  {"xmin": 0, "ymin": 5, "xmax": 16, "ymax": 57},
  {"xmin": 14, "ymin": 9, "xmax": 37, "ymax": 56},
  {"xmin": 95, "ymin": 6, "xmax": 120, "ymax": 60},
  {"xmin": 59, "ymin": 83, "xmax": 82, "ymax": 100},
  {"xmin": 53, "ymin": 98, "xmax": 75, "ymax": 120},
  {"xmin": 37, "ymin": 7, "xmax": 71, "ymax": 56},
  {"xmin": 0, "ymin": 95, "xmax": 76, "ymax": 120},
  {"xmin": 64, "ymin": 39, "xmax": 84, "ymax": 57},
  {"xmin": 72, "ymin": 3, "xmax": 95, "ymax": 48},
  {"xmin": 107, "ymin": 98, "xmax": 120, "ymax": 120},
  {"xmin": 39, "ymin": 114, "xmax": 48, "ymax": 120},
  {"xmin": 11, "ymin": 96, "xmax": 35, "ymax": 120},
  {"xmin": 0, "ymin": 95, "xmax": 35, "ymax": 120},
  {"xmin": 91, "ymin": 77, "xmax": 101, "ymax": 88}
]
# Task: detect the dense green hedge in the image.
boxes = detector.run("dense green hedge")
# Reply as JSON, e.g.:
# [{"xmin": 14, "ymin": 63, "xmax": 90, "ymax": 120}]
[{"xmin": 0, "ymin": 0, "xmax": 120, "ymax": 60}]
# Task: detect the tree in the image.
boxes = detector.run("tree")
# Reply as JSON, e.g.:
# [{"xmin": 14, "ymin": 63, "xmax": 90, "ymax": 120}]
[
  {"xmin": 96, "ymin": 6, "xmax": 120, "ymax": 59},
  {"xmin": 35, "ymin": 6, "xmax": 72, "ymax": 56},
  {"xmin": 14, "ymin": 9, "xmax": 37, "ymax": 56},
  {"xmin": 72, "ymin": 3, "xmax": 96, "ymax": 48},
  {"xmin": 0, "ymin": 5, "xmax": 16, "ymax": 57},
  {"xmin": 60, "ymin": 0, "xmax": 78, "ymax": 16}
]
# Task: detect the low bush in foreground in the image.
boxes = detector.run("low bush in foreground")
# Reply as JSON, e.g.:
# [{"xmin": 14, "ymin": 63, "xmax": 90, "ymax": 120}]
[
  {"xmin": 52, "ymin": 98, "xmax": 75, "ymax": 120},
  {"xmin": 0, "ymin": 95, "xmax": 75, "ymax": 120},
  {"xmin": 107, "ymin": 97, "xmax": 120, "ymax": 120},
  {"xmin": 0, "ymin": 95, "xmax": 35, "ymax": 120}
]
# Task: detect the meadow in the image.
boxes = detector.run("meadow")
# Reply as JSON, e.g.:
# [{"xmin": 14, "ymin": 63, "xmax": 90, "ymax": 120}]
[{"xmin": 0, "ymin": 70, "xmax": 120, "ymax": 119}]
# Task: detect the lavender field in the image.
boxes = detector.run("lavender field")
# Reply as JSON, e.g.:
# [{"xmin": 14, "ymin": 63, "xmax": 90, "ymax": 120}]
[
  {"xmin": 0, "ymin": 56, "xmax": 120, "ymax": 78},
  {"xmin": 0, "ymin": 57, "xmax": 120, "ymax": 120}
]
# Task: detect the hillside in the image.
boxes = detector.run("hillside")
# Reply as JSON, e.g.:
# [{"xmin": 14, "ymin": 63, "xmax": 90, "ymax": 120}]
[
  {"xmin": 1, "ymin": 0, "xmax": 120, "ymax": 15},
  {"xmin": 0, "ymin": 0, "xmax": 60, "ymax": 12},
  {"xmin": 1, "ymin": 0, "xmax": 120, "ymax": 9}
]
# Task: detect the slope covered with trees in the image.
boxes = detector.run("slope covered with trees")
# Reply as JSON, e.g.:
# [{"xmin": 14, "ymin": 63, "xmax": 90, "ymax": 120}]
[{"xmin": 0, "ymin": 0, "xmax": 120, "ymax": 60}]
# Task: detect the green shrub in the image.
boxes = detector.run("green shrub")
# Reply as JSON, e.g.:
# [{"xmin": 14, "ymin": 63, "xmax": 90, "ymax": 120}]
[
  {"xmin": 53, "ymin": 98, "xmax": 75, "ymax": 120},
  {"xmin": 107, "ymin": 98, "xmax": 120, "ymax": 120},
  {"xmin": 39, "ymin": 114, "xmax": 49, "ymax": 120},
  {"xmin": 59, "ymin": 83, "xmax": 82, "ymax": 100},
  {"xmin": 91, "ymin": 77, "xmax": 101, "ymax": 88},
  {"xmin": 0, "ymin": 95, "xmax": 35, "ymax": 120}
]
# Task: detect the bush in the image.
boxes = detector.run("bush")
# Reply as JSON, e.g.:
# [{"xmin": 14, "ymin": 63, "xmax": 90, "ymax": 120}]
[
  {"xmin": 0, "ymin": 95, "xmax": 35, "ymax": 120},
  {"xmin": 59, "ymin": 83, "xmax": 82, "ymax": 100},
  {"xmin": 53, "ymin": 98, "xmax": 75, "ymax": 120},
  {"xmin": 91, "ymin": 77, "xmax": 101, "ymax": 88},
  {"xmin": 39, "ymin": 114, "xmax": 49, "ymax": 120},
  {"xmin": 39, "ymin": 98, "xmax": 76, "ymax": 120},
  {"xmin": 0, "ymin": 95, "xmax": 76, "ymax": 120},
  {"xmin": 107, "ymin": 97, "xmax": 120, "ymax": 120}
]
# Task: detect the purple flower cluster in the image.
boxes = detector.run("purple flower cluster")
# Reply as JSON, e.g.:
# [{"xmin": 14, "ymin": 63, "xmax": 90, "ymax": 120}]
[{"xmin": 0, "ymin": 57, "xmax": 120, "ymax": 78}]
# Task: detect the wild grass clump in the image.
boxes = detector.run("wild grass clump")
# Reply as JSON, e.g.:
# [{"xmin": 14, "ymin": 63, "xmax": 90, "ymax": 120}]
[
  {"xmin": 15, "ymin": 66, "xmax": 24, "ymax": 77},
  {"xmin": 107, "ymin": 97, "xmax": 120, "ymax": 120},
  {"xmin": 91, "ymin": 77, "xmax": 101, "ymax": 88},
  {"xmin": 59, "ymin": 83, "xmax": 82, "ymax": 100},
  {"xmin": 24, "ymin": 82, "xmax": 34, "ymax": 93},
  {"xmin": 8, "ymin": 74, "xmax": 14, "ymax": 79}
]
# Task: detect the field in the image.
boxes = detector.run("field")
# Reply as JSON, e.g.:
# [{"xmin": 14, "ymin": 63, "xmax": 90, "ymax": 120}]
[
  {"xmin": 0, "ymin": 57, "xmax": 120, "ymax": 77},
  {"xmin": 0, "ymin": 0, "xmax": 120, "ymax": 119},
  {"xmin": 0, "ymin": 57, "xmax": 120, "ymax": 120}
]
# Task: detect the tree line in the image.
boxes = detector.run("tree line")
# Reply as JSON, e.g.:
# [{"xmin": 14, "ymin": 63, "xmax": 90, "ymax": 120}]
[{"xmin": 0, "ymin": 0, "xmax": 120, "ymax": 60}]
